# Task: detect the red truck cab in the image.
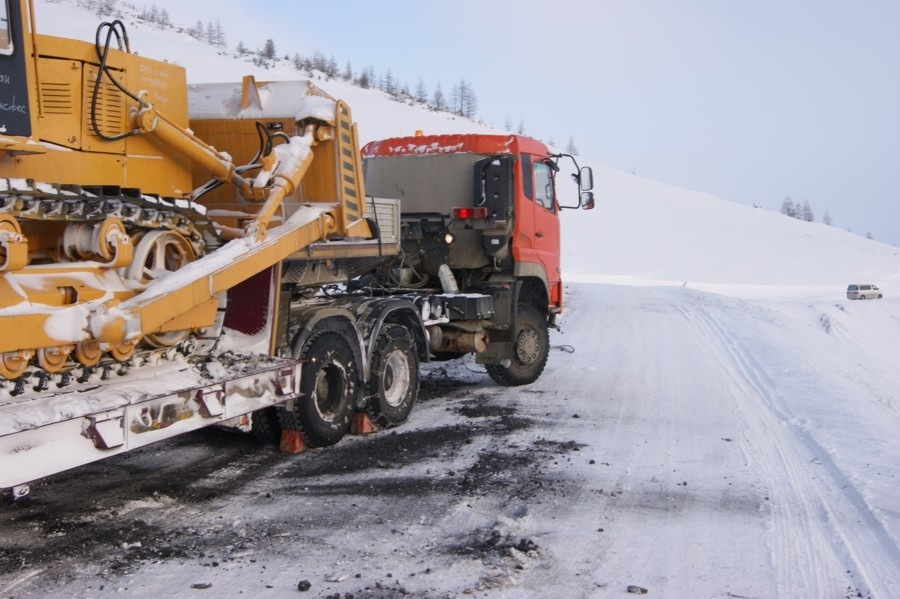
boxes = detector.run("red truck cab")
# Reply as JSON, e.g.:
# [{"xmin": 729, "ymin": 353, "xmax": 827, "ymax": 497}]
[{"xmin": 361, "ymin": 133, "xmax": 593, "ymax": 315}]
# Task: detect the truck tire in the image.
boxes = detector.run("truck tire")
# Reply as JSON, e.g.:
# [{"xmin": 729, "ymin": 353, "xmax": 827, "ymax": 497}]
[
  {"xmin": 486, "ymin": 303, "xmax": 549, "ymax": 386},
  {"xmin": 366, "ymin": 324, "xmax": 419, "ymax": 428},
  {"xmin": 250, "ymin": 407, "xmax": 282, "ymax": 445},
  {"xmin": 279, "ymin": 331, "xmax": 358, "ymax": 447}
]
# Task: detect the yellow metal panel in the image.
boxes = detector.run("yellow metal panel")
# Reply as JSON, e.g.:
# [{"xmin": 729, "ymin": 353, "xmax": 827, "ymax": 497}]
[
  {"xmin": 1, "ymin": 146, "xmax": 126, "ymax": 187},
  {"xmin": 122, "ymin": 51, "xmax": 188, "ymax": 126},
  {"xmin": 188, "ymin": 118, "xmax": 296, "ymax": 213},
  {"xmin": 81, "ymin": 65, "xmax": 127, "ymax": 154},
  {"xmin": 3, "ymin": 146, "xmax": 192, "ymax": 199},
  {"xmin": 0, "ymin": 313, "xmax": 68, "ymax": 351},
  {"xmin": 299, "ymin": 138, "xmax": 338, "ymax": 203},
  {"xmin": 36, "ymin": 34, "xmax": 126, "ymax": 69},
  {"xmin": 122, "ymin": 153, "xmax": 193, "ymax": 197},
  {"xmin": 35, "ymin": 58, "xmax": 82, "ymax": 150},
  {"xmin": 153, "ymin": 298, "xmax": 218, "ymax": 333}
]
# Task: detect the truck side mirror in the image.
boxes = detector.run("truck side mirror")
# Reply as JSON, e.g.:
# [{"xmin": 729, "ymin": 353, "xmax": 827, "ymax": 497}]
[
  {"xmin": 581, "ymin": 191, "xmax": 595, "ymax": 210},
  {"xmin": 580, "ymin": 166, "xmax": 594, "ymax": 192}
]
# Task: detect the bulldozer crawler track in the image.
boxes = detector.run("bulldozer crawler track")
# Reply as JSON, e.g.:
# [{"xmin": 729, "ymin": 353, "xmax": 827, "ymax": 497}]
[
  {"xmin": 0, "ymin": 337, "xmax": 198, "ymax": 399},
  {"xmin": 0, "ymin": 179, "xmax": 220, "ymax": 382},
  {"xmin": 0, "ymin": 178, "xmax": 212, "ymax": 252}
]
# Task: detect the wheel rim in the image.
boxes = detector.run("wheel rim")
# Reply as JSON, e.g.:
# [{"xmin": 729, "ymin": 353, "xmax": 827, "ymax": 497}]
[
  {"xmin": 0, "ymin": 350, "xmax": 32, "ymax": 379},
  {"xmin": 515, "ymin": 327, "xmax": 541, "ymax": 365},
  {"xmin": 313, "ymin": 361, "xmax": 347, "ymax": 420},
  {"xmin": 382, "ymin": 350, "xmax": 412, "ymax": 408},
  {"xmin": 108, "ymin": 341, "xmax": 136, "ymax": 362},
  {"xmin": 74, "ymin": 341, "xmax": 102, "ymax": 367},
  {"xmin": 124, "ymin": 231, "xmax": 198, "ymax": 347},
  {"xmin": 36, "ymin": 346, "xmax": 72, "ymax": 373},
  {"xmin": 126, "ymin": 230, "xmax": 197, "ymax": 282},
  {"xmin": 0, "ymin": 214, "xmax": 25, "ymax": 271}
]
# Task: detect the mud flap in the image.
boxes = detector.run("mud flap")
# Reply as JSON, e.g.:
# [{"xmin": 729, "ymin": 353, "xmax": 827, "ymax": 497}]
[{"xmin": 476, "ymin": 281, "xmax": 520, "ymax": 364}]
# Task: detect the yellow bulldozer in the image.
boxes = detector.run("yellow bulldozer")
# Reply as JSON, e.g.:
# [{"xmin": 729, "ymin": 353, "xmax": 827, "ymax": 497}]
[
  {"xmin": 0, "ymin": 0, "xmax": 404, "ymax": 493},
  {"xmin": 0, "ymin": 0, "xmax": 374, "ymax": 379}
]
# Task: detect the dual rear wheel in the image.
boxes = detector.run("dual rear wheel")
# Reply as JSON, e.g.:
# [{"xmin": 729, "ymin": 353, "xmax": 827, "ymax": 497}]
[{"xmin": 267, "ymin": 324, "xmax": 418, "ymax": 448}]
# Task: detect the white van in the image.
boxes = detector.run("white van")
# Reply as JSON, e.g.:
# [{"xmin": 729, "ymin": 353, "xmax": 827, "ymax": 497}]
[{"xmin": 846, "ymin": 284, "xmax": 883, "ymax": 300}]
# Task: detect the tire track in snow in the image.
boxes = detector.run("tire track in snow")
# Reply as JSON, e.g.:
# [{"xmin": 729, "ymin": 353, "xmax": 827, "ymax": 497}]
[
  {"xmin": 549, "ymin": 285, "xmax": 725, "ymax": 595},
  {"xmin": 673, "ymin": 290, "xmax": 900, "ymax": 598}
]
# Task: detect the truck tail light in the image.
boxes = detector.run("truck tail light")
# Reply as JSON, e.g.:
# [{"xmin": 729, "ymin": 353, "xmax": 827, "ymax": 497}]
[{"xmin": 452, "ymin": 207, "xmax": 489, "ymax": 220}]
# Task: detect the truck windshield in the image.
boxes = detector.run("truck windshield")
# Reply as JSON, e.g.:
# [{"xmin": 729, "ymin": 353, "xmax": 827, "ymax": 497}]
[{"xmin": 0, "ymin": 1, "xmax": 11, "ymax": 55}]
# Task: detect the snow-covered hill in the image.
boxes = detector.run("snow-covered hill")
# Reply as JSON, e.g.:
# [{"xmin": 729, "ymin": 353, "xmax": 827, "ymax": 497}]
[
  {"xmin": 560, "ymin": 163, "xmax": 900, "ymax": 298},
  {"xmin": 34, "ymin": 0, "xmax": 900, "ymax": 302}
]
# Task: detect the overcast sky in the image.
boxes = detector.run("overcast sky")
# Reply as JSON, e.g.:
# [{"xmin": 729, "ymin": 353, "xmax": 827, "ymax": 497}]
[{"xmin": 135, "ymin": 1, "xmax": 899, "ymax": 245}]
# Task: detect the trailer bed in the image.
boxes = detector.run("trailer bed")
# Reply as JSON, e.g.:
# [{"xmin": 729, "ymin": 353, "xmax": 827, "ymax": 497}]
[{"xmin": 1, "ymin": 353, "xmax": 301, "ymax": 491}]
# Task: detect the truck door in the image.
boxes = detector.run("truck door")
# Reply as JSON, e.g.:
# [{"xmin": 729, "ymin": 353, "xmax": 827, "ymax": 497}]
[{"xmin": 517, "ymin": 154, "xmax": 561, "ymax": 304}]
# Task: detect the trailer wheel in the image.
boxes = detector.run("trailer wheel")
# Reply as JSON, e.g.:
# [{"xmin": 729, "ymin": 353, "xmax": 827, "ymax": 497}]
[
  {"xmin": 250, "ymin": 407, "xmax": 282, "ymax": 445},
  {"xmin": 366, "ymin": 324, "xmax": 419, "ymax": 428},
  {"xmin": 486, "ymin": 303, "xmax": 549, "ymax": 386},
  {"xmin": 279, "ymin": 331, "xmax": 358, "ymax": 447}
]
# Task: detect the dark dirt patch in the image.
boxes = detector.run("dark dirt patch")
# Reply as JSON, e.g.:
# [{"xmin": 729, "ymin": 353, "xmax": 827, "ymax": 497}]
[
  {"xmin": 0, "ymin": 516, "xmax": 190, "ymax": 576},
  {"xmin": 416, "ymin": 364, "xmax": 483, "ymax": 403},
  {"xmin": 533, "ymin": 438, "xmax": 587, "ymax": 453},
  {"xmin": 279, "ymin": 475, "xmax": 459, "ymax": 498},
  {"xmin": 280, "ymin": 401, "xmax": 536, "ymax": 482},
  {"xmin": 279, "ymin": 424, "xmax": 474, "ymax": 478},
  {"xmin": 455, "ymin": 401, "xmax": 517, "ymax": 419},
  {"xmin": 325, "ymin": 586, "xmax": 452, "ymax": 599},
  {"xmin": 448, "ymin": 528, "xmax": 539, "ymax": 560},
  {"xmin": 456, "ymin": 450, "xmax": 537, "ymax": 497},
  {"xmin": 0, "ymin": 362, "xmax": 589, "ymax": 598}
]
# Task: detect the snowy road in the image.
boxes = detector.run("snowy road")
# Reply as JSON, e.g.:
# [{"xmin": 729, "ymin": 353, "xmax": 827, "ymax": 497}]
[{"xmin": 2, "ymin": 283, "xmax": 898, "ymax": 598}]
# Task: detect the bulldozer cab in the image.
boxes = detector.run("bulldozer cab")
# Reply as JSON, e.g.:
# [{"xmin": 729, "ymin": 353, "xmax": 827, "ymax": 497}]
[
  {"xmin": 1, "ymin": 2, "xmax": 12, "ymax": 52},
  {"xmin": 0, "ymin": 0, "xmax": 31, "ymax": 138}
]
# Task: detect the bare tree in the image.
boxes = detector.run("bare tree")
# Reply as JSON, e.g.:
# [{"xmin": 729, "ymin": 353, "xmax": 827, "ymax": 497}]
[
  {"xmin": 799, "ymin": 199, "xmax": 815, "ymax": 222},
  {"xmin": 262, "ymin": 38, "xmax": 276, "ymax": 60},
  {"xmin": 382, "ymin": 68, "xmax": 396, "ymax": 96},
  {"xmin": 465, "ymin": 83, "xmax": 478, "ymax": 118},
  {"xmin": 449, "ymin": 79, "xmax": 478, "ymax": 118},
  {"xmin": 780, "ymin": 195, "xmax": 797, "ymax": 218},
  {"xmin": 415, "ymin": 78, "xmax": 428, "ymax": 103},
  {"xmin": 450, "ymin": 81, "xmax": 462, "ymax": 115},
  {"xmin": 357, "ymin": 67, "xmax": 371, "ymax": 89},
  {"xmin": 215, "ymin": 20, "xmax": 226, "ymax": 48},
  {"xmin": 326, "ymin": 56, "xmax": 339, "ymax": 78},
  {"xmin": 432, "ymin": 83, "xmax": 446, "ymax": 111}
]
